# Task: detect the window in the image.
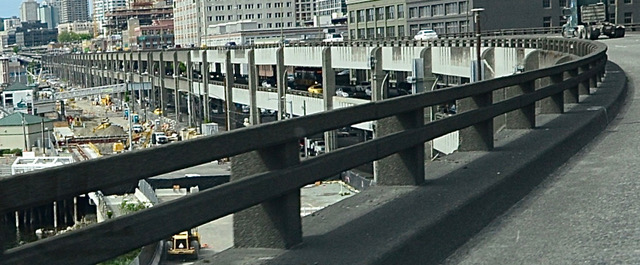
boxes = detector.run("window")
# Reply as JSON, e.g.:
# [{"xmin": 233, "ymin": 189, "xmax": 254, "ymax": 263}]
[
  {"xmin": 227, "ymin": 5, "xmax": 232, "ymax": 10},
  {"xmin": 376, "ymin": 7, "xmax": 384, "ymax": 20},
  {"xmin": 460, "ymin": 20, "xmax": 469, "ymax": 32},
  {"xmin": 386, "ymin": 6, "xmax": 395, "ymax": 19},
  {"xmin": 446, "ymin": 21, "xmax": 458, "ymax": 33},
  {"xmin": 543, "ymin": 16, "xmax": 552, "ymax": 27},
  {"xmin": 432, "ymin": 4, "xmax": 444, "ymax": 16},
  {"xmin": 445, "ymin": 2, "xmax": 457, "ymax": 15},
  {"xmin": 433, "ymin": 22, "xmax": 445, "ymax": 34},
  {"xmin": 367, "ymin": 28, "xmax": 375, "ymax": 38},
  {"xmin": 398, "ymin": 25, "xmax": 405, "ymax": 37},
  {"xmin": 350, "ymin": 29, "xmax": 356, "ymax": 39},
  {"xmin": 267, "ymin": 13, "xmax": 272, "ymax": 18},
  {"xmin": 257, "ymin": 13, "xmax": 262, "ymax": 18},
  {"xmin": 558, "ymin": 0, "xmax": 567, "ymax": 7},
  {"xmin": 420, "ymin": 6, "xmax": 430, "ymax": 17},
  {"xmin": 543, "ymin": 0, "xmax": 551, "ymax": 8},
  {"xmin": 397, "ymin": 4, "xmax": 404, "ymax": 18},
  {"xmin": 358, "ymin": 28, "xmax": 365, "ymax": 39},
  {"xmin": 410, "ymin": 24, "xmax": 419, "ymax": 35},
  {"xmin": 625, "ymin": 12, "xmax": 632, "ymax": 23},
  {"xmin": 409, "ymin": 7, "xmax": 417, "ymax": 18},
  {"xmin": 459, "ymin": 1, "xmax": 467, "ymax": 14},
  {"xmin": 367, "ymin": 8, "xmax": 374, "ymax": 21},
  {"xmin": 357, "ymin": 10, "xmax": 365, "ymax": 22},
  {"xmin": 624, "ymin": 0, "xmax": 631, "ymax": 3},
  {"xmin": 257, "ymin": 3, "xmax": 261, "ymax": 8},
  {"xmin": 228, "ymin": 15, "xmax": 233, "ymax": 20},
  {"xmin": 349, "ymin": 11, "xmax": 355, "ymax": 23},
  {"xmin": 387, "ymin": 26, "xmax": 395, "ymax": 37},
  {"xmin": 266, "ymin": 3, "xmax": 271, "ymax": 8},
  {"xmin": 267, "ymin": 23, "xmax": 272, "ymax": 28}
]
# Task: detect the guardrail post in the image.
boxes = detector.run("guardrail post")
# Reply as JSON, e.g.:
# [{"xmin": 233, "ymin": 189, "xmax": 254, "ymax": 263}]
[
  {"xmin": 540, "ymin": 73, "xmax": 565, "ymax": 114},
  {"xmin": 564, "ymin": 68, "xmax": 580, "ymax": 104},
  {"xmin": 458, "ymin": 92, "xmax": 494, "ymax": 151},
  {"xmin": 506, "ymin": 81, "xmax": 535, "ymax": 129},
  {"xmin": 377, "ymin": 108, "xmax": 425, "ymax": 185},
  {"xmin": 231, "ymin": 142, "xmax": 302, "ymax": 249}
]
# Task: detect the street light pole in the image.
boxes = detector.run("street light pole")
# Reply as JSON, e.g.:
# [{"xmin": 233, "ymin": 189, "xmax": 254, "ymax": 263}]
[{"xmin": 471, "ymin": 8, "xmax": 484, "ymax": 82}]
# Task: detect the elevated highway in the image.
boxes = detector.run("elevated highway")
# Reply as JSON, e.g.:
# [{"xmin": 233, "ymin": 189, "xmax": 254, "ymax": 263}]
[{"xmin": 1, "ymin": 36, "xmax": 623, "ymax": 264}]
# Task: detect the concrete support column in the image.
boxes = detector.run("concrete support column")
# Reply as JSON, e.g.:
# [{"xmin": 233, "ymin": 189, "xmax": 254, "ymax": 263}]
[
  {"xmin": 275, "ymin": 47, "xmax": 286, "ymax": 120},
  {"xmin": 371, "ymin": 47, "xmax": 386, "ymax": 101},
  {"xmin": 506, "ymin": 81, "xmax": 535, "ymax": 129},
  {"xmin": 458, "ymin": 91, "xmax": 494, "ymax": 151},
  {"xmin": 231, "ymin": 142, "xmax": 302, "ymax": 249},
  {"xmin": 187, "ymin": 53, "xmax": 194, "ymax": 128},
  {"xmin": 147, "ymin": 53, "xmax": 154, "ymax": 111},
  {"xmin": 247, "ymin": 49, "xmax": 260, "ymax": 125},
  {"xmin": 173, "ymin": 52, "xmax": 180, "ymax": 122},
  {"xmin": 564, "ymin": 68, "xmax": 580, "ymax": 104},
  {"xmin": 202, "ymin": 51, "xmax": 210, "ymax": 123},
  {"xmin": 321, "ymin": 47, "xmax": 337, "ymax": 153},
  {"xmin": 421, "ymin": 47, "xmax": 435, "ymax": 159},
  {"xmin": 539, "ymin": 73, "xmax": 564, "ymax": 114},
  {"xmin": 589, "ymin": 61, "xmax": 598, "ymax": 90},
  {"xmin": 225, "ymin": 50, "xmax": 236, "ymax": 131},
  {"xmin": 129, "ymin": 53, "xmax": 136, "ymax": 114},
  {"xmin": 159, "ymin": 53, "xmax": 167, "ymax": 117}
]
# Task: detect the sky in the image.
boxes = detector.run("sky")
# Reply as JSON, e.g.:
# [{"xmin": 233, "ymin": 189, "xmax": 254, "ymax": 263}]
[{"xmin": 2, "ymin": 0, "xmax": 23, "ymax": 18}]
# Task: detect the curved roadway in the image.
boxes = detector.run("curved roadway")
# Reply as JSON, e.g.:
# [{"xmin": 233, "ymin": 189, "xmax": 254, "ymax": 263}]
[{"xmin": 444, "ymin": 34, "xmax": 640, "ymax": 264}]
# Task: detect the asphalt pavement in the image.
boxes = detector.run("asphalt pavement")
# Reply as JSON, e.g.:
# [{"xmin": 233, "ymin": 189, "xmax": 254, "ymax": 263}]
[{"xmin": 443, "ymin": 34, "xmax": 640, "ymax": 264}]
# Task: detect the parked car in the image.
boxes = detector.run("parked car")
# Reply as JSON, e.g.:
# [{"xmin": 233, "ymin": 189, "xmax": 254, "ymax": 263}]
[
  {"xmin": 356, "ymin": 81, "xmax": 372, "ymax": 97},
  {"xmin": 414, "ymin": 29, "xmax": 438, "ymax": 40},
  {"xmin": 225, "ymin": 41, "xmax": 237, "ymax": 47},
  {"xmin": 323, "ymin": 33, "xmax": 344, "ymax": 42},
  {"xmin": 308, "ymin": 83, "xmax": 323, "ymax": 94},
  {"xmin": 336, "ymin": 86, "xmax": 368, "ymax": 98}
]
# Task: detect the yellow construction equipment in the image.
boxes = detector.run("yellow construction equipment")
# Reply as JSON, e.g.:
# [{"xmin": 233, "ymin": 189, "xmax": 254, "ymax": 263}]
[
  {"xmin": 112, "ymin": 142, "xmax": 125, "ymax": 153},
  {"xmin": 93, "ymin": 118, "xmax": 111, "ymax": 133},
  {"xmin": 166, "ymin": 228, "xmax": 200, "ymax": 260},
  {"xmin": 100, "ymin": 95, "xmax": 112, "ymax": 106}
]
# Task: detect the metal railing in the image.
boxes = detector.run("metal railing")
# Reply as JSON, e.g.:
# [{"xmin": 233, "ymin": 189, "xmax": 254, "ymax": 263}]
[{"xmin": 1, "ymin": 37, "xmax": 607, "ymax": 265}]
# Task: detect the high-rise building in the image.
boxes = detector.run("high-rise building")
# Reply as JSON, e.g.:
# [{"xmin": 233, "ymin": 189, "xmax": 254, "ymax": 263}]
[
  {"xmin": 94, "ymin": 0, "xmax": 127, "ymax": 35},
  {"xmin": 4, "ymin": 18, "xmax": 22, "ymax": 31},
  {"xmin": 38, "ymin": 1, "xmax": 60, "ymax": 29},
  {"xmin": 59, "ymin": 0, "xmax": 90, "ymax": 23},
  {"xmin": 20, "ymin": 0, "xmax": 40, "ymax": 23},
  {"xmin": 173, "ymin": 0, "xmax": 202, "ymax": 46}
]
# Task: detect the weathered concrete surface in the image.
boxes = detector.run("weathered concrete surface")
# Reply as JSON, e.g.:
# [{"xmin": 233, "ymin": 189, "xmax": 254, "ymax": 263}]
[
  {"xmin": 193, "ymin": 59, "xmax": 627, "ymax": 264},
  {"xmin": 443, "ymin": 37, "xmax": 639, "ymax": 265}
]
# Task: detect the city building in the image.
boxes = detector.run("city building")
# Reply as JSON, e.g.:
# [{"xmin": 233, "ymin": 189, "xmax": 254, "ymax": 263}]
[
  {"xmin": 199, "ymin": 0, "xmax": 297, "ymax": 31},
  {"xmin": 93, "ymin": 0, "xmax": 128, "ymax": 36},
  {"xmin": 0, "ymin": 113, "xmax": 55, "ymax": 151},
  {"xmin": 202, "ymin": 20, "xmax": 346, "ymax": 46},
  {"xmin": 102, "ymin": 1, "xmax": 173, "ymax": 50},
  {"xmin": 347, "ymin": 0, "xmax": 640, "ymax": 40},
  {"xmin": 0, "ymin": 56, "xmax": 10, "ymax": 85},
  {"xmin": 173, "ymin": 0, "xmax": 202, "ymax": 47},
  {"xmin": 4, "ymin": 18, "xmax": 22, "ymax": 31},
  {"xmin": 59, "ymin": 0, "xmax": 90, "ymax": 23},
  {"xmin": 58, "ymin": 21, "xmax": 94, "ymax": 35},
  {"xmin": 130, "ymin": 19, "xmax": 174, "ymax": 49},
  {"xmin": 296, "ymin": 0, "xmax": 315, "ymax": 26},
  {"xmin": 15, "ymin": 22, "xmax": 59, "ymax": 48},
  {"xmin": 20, "ymin": 0, "xmax": 40, "ymax": 23},
  {"xmin": 38, "ymin": 1, "xmax": 60, "ymax": 30},
  {"xmin": 347, "ymin": 0, "xmax": 408, "ymax": 39}
]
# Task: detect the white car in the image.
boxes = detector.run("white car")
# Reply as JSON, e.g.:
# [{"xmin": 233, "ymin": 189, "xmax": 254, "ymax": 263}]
[
  {"xmin": 414, "ymin": 30, "xmax": 438, "ymax": 40},
  {"xmin": 323, "ymin": 33, "xmax": 344, "ymax": 42}
]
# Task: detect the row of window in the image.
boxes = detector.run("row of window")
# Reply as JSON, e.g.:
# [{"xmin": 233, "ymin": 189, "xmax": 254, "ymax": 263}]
[
  {"xmin": 350, "ymin": 25, "xmax": 407, "ymax": 39},
  {"xmin": 206, "ymin": 2, "xmax": 291, "ymax": 11},
  {"xmin": 208, "ymin": 12, "xmax": 293, "ymax": 21},
  {"xmin": 543, "ymin": 0, "xmax": 632, "ymax": 9},
  {"xmin": 408, "ymin": 1, "xmax": 468, "ymax": 19},
  {"xmin": 349, "ymin": 4, "xmax": 405, "ymax": 23}
]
